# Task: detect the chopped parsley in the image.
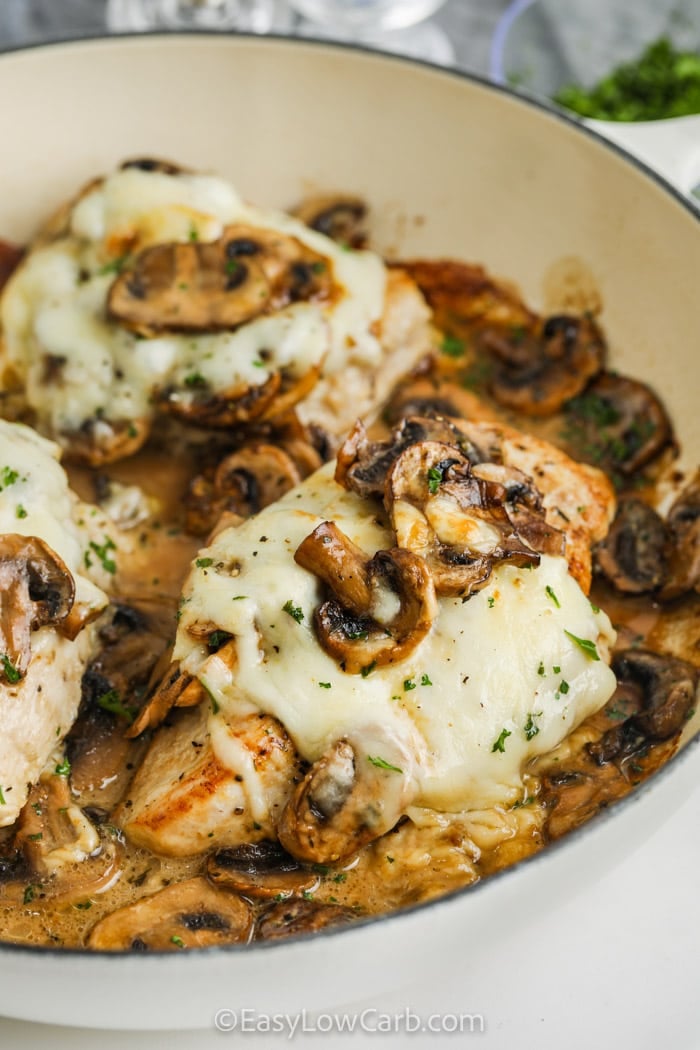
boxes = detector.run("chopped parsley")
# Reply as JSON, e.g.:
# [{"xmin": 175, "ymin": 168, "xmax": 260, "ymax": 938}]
[
  {"xmin": 183, "ymin": 371, "xmax": 207, "ymax": 389},
  {"xmin": 85, "ymin": 536, "xmax": 117, "ymax": 575},
  {"xmin": 440, "ymin": 333, "xmax": 466, "ymax": 358},
  {"xmin": 23, "ymin": 884, "xmax": 37, "ymax": 905},
  {"xmin": 558, "ymin": 680, "xmax": 570, "ymax": 695},
  {"xmin": 318, "ymin": 682, "xmax": 332, "ymax": 689},
  {"xmin": 302, "ymin": 890, "xmax": 315, "ymax": 901},
  {"xmin": 207, "ymin": 630, "xmax": 232, "ymax": 651},
  {"xmin": 0, "ymin": 786, "xmax": 4, "ymax": 805},
  {"xmin": 537, "ymin": 661, "xmax": 546, "ymax": 677},
  {"xmin": 360, "ymin": 661, "xmax": 377, "ymax": 678},
  {"xmin": 367, "ymin": 755, "xmax": 403, "ymax": 774},
  {"xmin": 332, "ymin": 872, "xmax": 348, "ymax": 883},
  {"xmin": 1, "ymin": 655, "xmax": 21, "ymax": 684},
  {"xmin": 545, "ymin": 585, "xmax": 560, "ymax": 608},
  {"xmin": 74, "ymin": 901, "xmax": 93, "ymax": 910},
  {"xmin": 403, "ymin": 678, "xmax": 416, "ymax": 691},
  {"xmin": 427, "ymin": 466, "xmax": 444, "ymax": 495},
  {"xmin": 524, "ymin": 713, "xmax": 541, "ymax": 740},
  {"xmin": 188, "ymin": 226, "xmax": 199, "ymax": 242},
  {"xmin": 491, "ymin": 727, "xmax": 512, "ymax": 753},
  {"xmin": 54, "ymin": 758, "xmax": 71, "ymax": 777},
  {"xmin": 0, "ymin": 466, "xmax": 20, "ymax": 488},
  {"xmin": 97, "ymin": 689, "xmax": 137, "ymax": 724},
  {"xmin": 564, "ymin": 630, "xmax": 600, "ymax": 661},
  {"xmin": 487, "ymin": 596, "xmax": 495, "ymax": 609},
  {"xmin": 420, "ymin": 673, "xmax": 433, "ymax": 686},
  {"xmin": 282, "ymin": 600, "xmax": 304, "ymax": 624},
  {"xmin": 15, "ymin": 504, "xmax": 27, "ymax": 519},
  {"xmin": 98, "ymin": 254, "xmax": 130, "ymax": 276},
  {"xmin": 196, "ymin": 557, "xmax": 214, "ymax": 568},
  {"xmin": 590, "ymin": 601, "xmax": 601, "ymax": 614},
  {"xmin": 171, "ymin": 935, "xmax": 185, "ymax": 948},
  {"xmin": 225, "ymin": 258, "xmax": 241, "ymax": 276}
]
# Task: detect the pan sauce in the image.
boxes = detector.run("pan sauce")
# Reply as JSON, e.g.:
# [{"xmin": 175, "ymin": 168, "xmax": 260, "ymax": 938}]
[{"xmin": 0, "ymin": 234, "xmax": 697, "ymax": 951}]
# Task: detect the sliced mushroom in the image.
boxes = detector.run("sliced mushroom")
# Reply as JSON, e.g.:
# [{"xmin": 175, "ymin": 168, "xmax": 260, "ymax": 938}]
[
  {"xmin": 257, "ymin": 897, "xmax": 356, "ymax": 940},
  {"xmin": 658, "ymin": 470, "xmax": 700, "ymax": 601},
  {"xmin": 185, "ymin": 443, "xmax": 302, "ymax": 536},
  {"xmin": 564, "ymin": 372, "xmax": 672, "ymax": 477},
  {"xmin": 0, "ymin": 534, "xmax": 75, "ymax": 680},
  {"xmin": 486, "ymin": 314, "xmax": 606, "ymax": 416},
  {"xmin": 595, "ymin": 498, "xmax": 669, "ymax": 594},
  {"xmin": 292, "ymin": 193, "xmax": 368, "ymax": 248},
  {"xmin": 107, "ymin": 222, "xmax": 333, "ymax": 336},
  {"xmin": 277, "ymin": 731, "xmax": 415, "ymax": 864},
  {"xmin": 385, "ymin": 441, "xmax": 551, "ymax": 597},
  {"xmin": 63, "ymin": 416, "xmax": 150, "ymax": 467},
  {"xmin": 126, "ymin": 661, "xmax": 206, "ymax": 738},
  {"xmin": 87, "ymin": 877, "xmax": 253, "ymax": 951},
  {"xmin": 0, "ymin": 238, "xmax": 23, "ymax": 293},
  {"xmin": 207, "ymin": 841, "xmax": 318, "ymax": 900},
  {"xmin": 120, "ymin": 157, "xmax": 186, "ymax": 175},
  {"xmin": 295, "ymin": 521, "xmax": 437, "ymax": 675},
  {"xmin": 587, "ymin": 649, "xmax": 699, "ymax": 764},
  {"xmin": 335, "ymin": 416, "xmax": 482, "ymax": 500}
]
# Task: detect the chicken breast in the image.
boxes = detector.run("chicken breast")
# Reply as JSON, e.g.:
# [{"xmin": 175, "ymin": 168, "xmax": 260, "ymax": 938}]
[
  {"xmin": 119, "ymin": 416, "xmax": 617, "ymax": 861},
  {"xmin": 0, "ymin": 421, "xmax": 113, "ymax": 826},
  {"xmin": 0, "ymin": 161, "xmax": 433, "ymax": 465}
]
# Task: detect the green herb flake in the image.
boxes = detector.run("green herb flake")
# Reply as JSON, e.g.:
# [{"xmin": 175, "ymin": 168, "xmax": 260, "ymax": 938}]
[
  {"xmin": 524, "ymin": 713, "xmax": 541, "ymax": 741},
  {"xmin": 545, "ymin": 585, "xmax": 560, "ymax": 608},
  {"xmin": 28, "ymin": 833, "xmax": 43, "ymax": 842},
  {"xmin": 367, "ymin": 755, "xmax": 403, "ymax": 774},
  {"xmin": 0, "ymin": 786, "xmax": 5, "ymax": 805},
  {"xmin": 196, "ymin": 557, "xmax": 214, "ymax": 569},
  {"xmin": 332, "ymin": 872, "xmax": 348, "ymax": 883},
  {"xmin": 487, "ymin": 596, "xmax": 495, "ymax": 609},
  {"xmin": 564, "ymin": 630, "xmax": 600, "ymax": 661},
  {"xmin": 302, "ymin": 890, "xmax": 315, "ymax": 901},
  {"xmin": 0, "ymin": 467, "xmax": 19, "ymax": 489},
  {"xmin": 98, "ymin": 254, "xmax": 130, "ymax": 276},
  {"xmin": 420, "ymin": 673, "xmax": 433, "ymax": 687},
  {"xmin": 537, "ymin": 661, "xmax": 546, "ymax": 677},
  {"xmin": 54, "ymin": 758, "xmax": 71, "ymax": 777},
  {"xmin": 1, "ymin": 655, "xmax": 21, "ymax": 684},
  {"xmin": 559, "ymin": 680, "xmax": 570, "ymax": 695},
  {"xmin": 207, "ymin": 630, "xmax": 232, "ymax": 651},
  {"xmin": 15, "ymin": 504, "xmax": 27, "ymax": 519},
  {"xmin": 188, "ymin": 226, "xmax": 199, "ymax": 242},
  {"xmin": 318, "ymin": 682, "xmax": 332, "ymax": 689},
  {"xmin": 282, "ymin": 600, "xmax": 304, "ymax": 624},
  {"xmin": 590, "ymin": 601, "xmax": 601, "ymax": 614},
  {"xmin": 97, "ymin": 689, "xmax": 137, "ymax": 724},
  {"xmin": 360, "ymin": 661, "xmax": 377, "ymax": 678},
  {"xmin": 74, "ymin": 901, "xmax": 93, "ymax": 910},
  {"xmin": 87, "ymin": 536, "xmax": 117, "ymax": 575},
  {"xmin": 440, "ymin": 333, "xmax": 466, "ymax": 358},
  {"xmin": 403, "ymin": 678, "xmax": 416, "ymax": 691},
  {"xmin": 491, "ymin": 727, "xmax": 512, "ymax": 753},
  {"xmin": 427, "ymin": 466, "xmax": 444, "ymax": 495},
  {"xmin": 171, "ymin": 935, "xmax": 185, "ymax": 948},
  {"xmin": 23, "ymin": 884, "xmax": 37, "ymax": 905},
  {"xmin": 183, "ymin": 371, "xmax": 207, "ymax": 389},
  {"xmin": 225, "ymin": 258, "xmax": 241, "ymax": 276},
  {"xmin": 552, "ymin": 665, "xmax": 561, "ymax": 674}
]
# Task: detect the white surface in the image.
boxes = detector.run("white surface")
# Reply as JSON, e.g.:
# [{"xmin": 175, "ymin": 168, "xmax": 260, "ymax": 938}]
[{"xmin": 1, "ymin": 779, "xmax": 698, "ymax": 1047}]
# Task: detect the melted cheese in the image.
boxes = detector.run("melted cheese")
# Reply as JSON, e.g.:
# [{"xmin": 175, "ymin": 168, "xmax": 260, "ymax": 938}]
[
  {"xmin": 0, "ymin": 168, "xmax": 386, "ymax": 436},
  {"xmin": 176, "ymin": 464, "xmax": 617, "ymax": 812}
]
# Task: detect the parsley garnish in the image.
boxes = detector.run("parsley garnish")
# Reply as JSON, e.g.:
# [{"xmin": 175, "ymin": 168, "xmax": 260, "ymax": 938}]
[
  {"xmin": 319, "ymin": 682, "xmax": 332, "ymax": 689},
  {"xmin": 1, "ymin": 655, "xmax": 21, "ymax": 683},
  {"xmin": 99, "ymin": 254, "xmax": 130, "ymax": 276},
  {"xmin": 361, "ymin": 661, "xmax": 377, "ymax": 678},
  {"xmin": 491, "ymin": 727, "xmax": 512, "ymax": 753},
  {"xmin": 367, "ymin": 755, "xmax": 403, "ymax": 774},
  {"xmin": 559, "ymin": 680, "xmax": 570, "ymax": 695},
  {"xmin": 441, "ymin": 333, "xmax": 466, "ymax": 358},
  {"xmin": 0, "ymin": 467, "xmax": 19, "ymax": 488},
  {"xmin": 537, "ymin": 661, "xmax": 546, "ymax": 677},
  {"xmin": 196, "ymin": 557, "xmax": 214, "ymax": 568},
  {"xmin": 74, "ymin": 901, "xmax": 93, "ymax": 910},
  {"xmin": 207, "ymin": 630, "xmax": 232, "ymax": 651},
  {"xmin": 332, "ymin": 872, "xmax": 348, "ymax": 883},
  {"xmin": 54, "ymin": 758, "xmax": 71, "ymax": 777},
  {"xmin": 23, "ymin": 885, "xmax": 37, "ymax": 905},
  {"xmin": 403, "ymin": 678, "xmax": 416, "ymax": 691},
  {"xmin": 0, "ymin": 786, "xmax": 4, "ymax": 805},
  {"xmin": 97, "ymin": 689, "xmax": 137, "ymax": 724},
  {"xmin": 420, "ymin": 673, "xmax": 433, "ymax": 686},
  {"xmin": 487, "ymin": 597, "xmax": 495, "ymax": 608},
  {"xmin": 15, "ymin": 504, "xmax": 27, "ymax": 519},
  {"xmin": 590, "ymin": 601, "xmax": 600, "ymax": 614},
  {"xmin": 282, "ymin": 600, "xmax": 304, "ymax": 624},
  {"xmin": 545, "ymin": 585, "xmax": 560, "ymax": 608},
  {"xmin": 171, "ymin": 935, "xmax": 185, "ymax": 948},
  {"xmin": 564, "ymin": 630, "xmax": 600, "ymax": 661},
  {"xmin": 183, "ymin": 371, "xmax": 207, "ymax": 389},
  {"xmin": 524, "ymin": 712, "xmax": 542, "ymax": 740},
  {"xmin": 427, "ymin": 466, "xmax": 444, "ymax": 495},
  {"xmin": 85, "ymin": 536, "xmax": 117, "ymax": 575}
]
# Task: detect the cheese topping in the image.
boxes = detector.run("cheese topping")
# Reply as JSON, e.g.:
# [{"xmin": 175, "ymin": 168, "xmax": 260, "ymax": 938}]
[
  {"xmin": 0, "ymin": 167, "xmax": 386, "ymax": 437},
  {"xmin": 0, "ymin": 419, "xmax": 111, "ymax": 613},
  {"xmin": 176, "ymin": 464, "xmax": 617, "ymax": 812}
]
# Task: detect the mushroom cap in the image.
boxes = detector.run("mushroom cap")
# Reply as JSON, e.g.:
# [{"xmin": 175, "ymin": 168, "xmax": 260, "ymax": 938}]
[
  {"xmin": 595, "ymin": 498, "xmax": 669, "ymax": 594},
  {"xmin": 292, "ymin": 193, "xmax": 368, "ymax": 248},
  {"xmin": 207, "ymin": 841, "xmax": 319, "ymax": 900},
  {"xmin": 658, "ymin": 470, "xmax": 700, "ymax": 601},
  {"xmin": 0, "ymin": 533, "xmax": 75, "ymax": 679},
  {"xmin": 256, "ymin": 896, "xmax": 355, "ymax": 940}
]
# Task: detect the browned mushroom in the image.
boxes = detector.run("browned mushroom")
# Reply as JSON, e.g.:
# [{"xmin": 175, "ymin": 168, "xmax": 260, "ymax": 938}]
[
  {"xmin": 126, "ymin": 661, "xmax": 206, "ymax": 738},
  {"xmin": 0, "ymin": 534, "xmax": 75, "ymax": 680},
  {"xmin": 277, "ymin": 733, "xmax": 415, "ymax": 865},
  {"xmin": 207, "ymin": 841, "xmax": 319, "ymax": 900},
  {"xmin": 0, "ymin": 238, "xmax": 23, "ymax": 294},
  {"xmin": 587, "ymin": 649, "xmax": 698, "ymax": 765},
  {"xmin": 107, "ymin": 223, "xmax": 333, "ymax": 336},
  {"xmin": 335, "ymin": 416, "xmax": 482, "ymax": 500},
  {"xmin": 595, "ymin": 498, "xmax": 669, "ymax": 594},
  {"xmin": 87, "ymin": 877, "xmax": 253, "ymax": 950},
  {"xmin": 294, "ymin": 521, "xmax": 437, "ymax": 675},
  {"xmin": 120, "ymin": 157, "xmax": 187, "ymax": 175},
  {"xmin": 658, "ymin": 470, "xmax": 700, "ymax": 601},
  {"xmin": 63, "ymin": 416, "xmax": 150, "ymax": 468},
  {"xmin": 563, "ymin": 372, "xmax": 673, "ymax": 478},
  {"xmin": 292, "ymin": 193, "xmax": 368, "ymax": 248},
  {"xmin": 256, "ymin": 897, "xmax": 356, "ymax": 940},
  {"xmin": 486, "ymin": 314, "xmax": 606, "ymax": 416},
  {"xmin": 385, "ymin": 441, "xmax": 553, "ymax": 597}
]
